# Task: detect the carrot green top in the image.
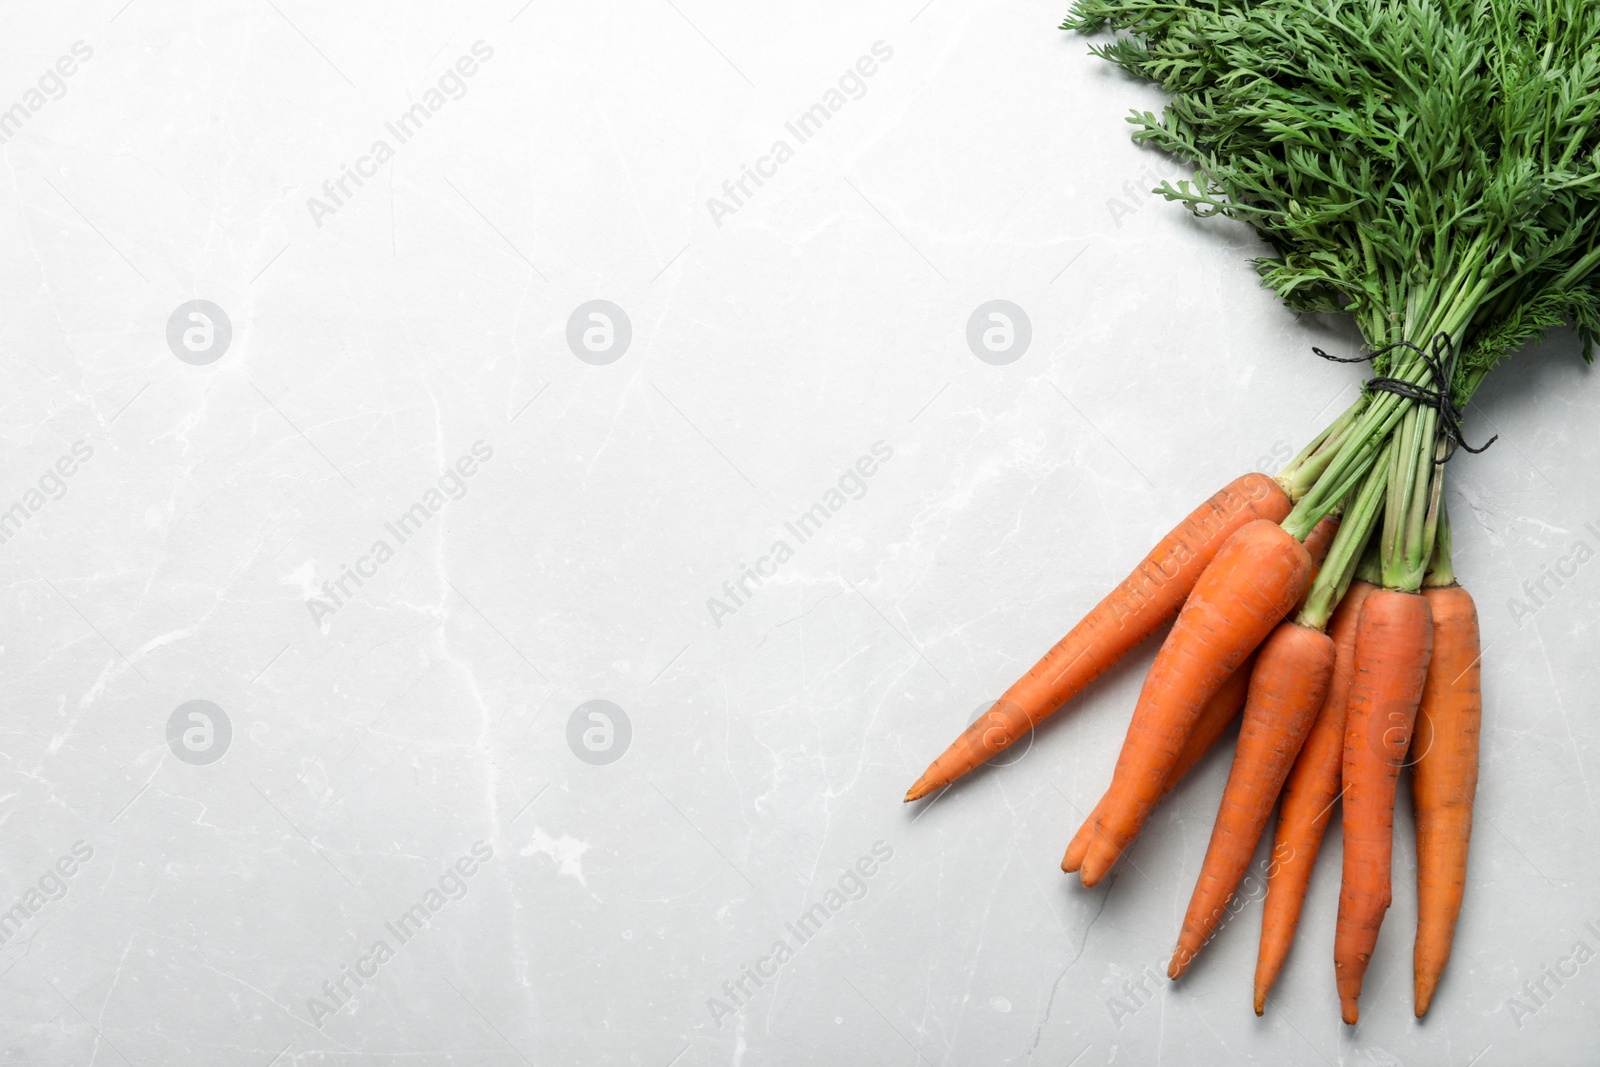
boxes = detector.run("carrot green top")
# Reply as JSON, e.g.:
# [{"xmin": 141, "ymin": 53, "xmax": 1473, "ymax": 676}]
[
  {"xmin": 1064, "ymin": 0, "xmax": 1600, "ymax": 385},
  {"xmin": 1067, "ymin": 0, "xmax": 1600, "ymax": 597}
]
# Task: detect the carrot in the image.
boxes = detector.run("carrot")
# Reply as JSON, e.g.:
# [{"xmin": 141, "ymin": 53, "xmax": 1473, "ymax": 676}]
[
  {"xmin": 1168, "ymin": 655, "xmax": 1256, "ymax": 797},
  {"xmin": 1335, "ymin": 588, "xmax": 1434, "ymax": 1024},
  {"xmin": 1063, "ymin": 515, "xmax": 1338, "ymax": 873},
  {"xmin": 1168, "ymin": 621, "xmax": 1334, "ymax": 978},
  {"xmin": 1073, "ymin": 519, "xmax": 1313, "ymax": 886},
  {"xmin": 1411, "ymin": 583, "xmax": 1481, "ymax": 1017},
  {"xmin": 1061, "ymin": 653, "xmax": 1255, "ymax": 872},
  {"xmin": 904, "ymin": 473, "xmax": 1291, "ymax": 802},
  {"xmin": 1253, "ymin": 579, "xmax": 1375, "ymax": 1013}
]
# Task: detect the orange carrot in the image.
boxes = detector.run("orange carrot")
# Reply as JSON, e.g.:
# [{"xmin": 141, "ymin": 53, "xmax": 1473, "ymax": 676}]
[
  {"xmin": 1063, "ymin": 515, "xmax": 1337, "ymax": 873},
  {"xmin": 1411, "ymin": 583, "xmax": 1481, "ymax": 1017},
  {"xmin": 1072, "ymin": 519, "xmax": 1313, "ymax": 886},
  {"xmin": 1061, "ymin": 653, "xmax": 1255, "ymax": 872},
  {"xmin": 1168, "ymin": 655, "xmax": 1256, "ymax": 796},
  {"xmin": 905, "ymin": 473, "xmax": 1291, "ymax": 802},
  {"xmin": 1253, "ymin": 579, "xmax": 1375, "ymax": 1013},
  {"xmin": 1336, "ymin": 589, "xmax": 1434, "ymax": 1024},
  {"xmin": 1169, "ymin": 621, "xmax": 1334, "ymax": 978}
]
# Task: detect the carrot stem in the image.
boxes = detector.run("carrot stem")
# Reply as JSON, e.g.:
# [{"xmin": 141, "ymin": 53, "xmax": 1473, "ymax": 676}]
[
  {"xmin": 1296, "ymin": 438, "xmax": 1390, "ymax": 632},
  {"xmin": 1355, "ymin": 534, "xmax": 1383, "ymax": 587},
  {"xmin": 1278, "ymin": 395, "xmax": 1370, "ymax": 501},
  {"xmin": 1425, "ymin": 499, "xmax": 1455, "ymax": 588},
  {"xmin": 1283, "ymin": 249, "xmax": 1490, "ymax": 545},
  {"xmin": 1381, "ymin": 407, "xmax": 1444, "ymax": 592}
]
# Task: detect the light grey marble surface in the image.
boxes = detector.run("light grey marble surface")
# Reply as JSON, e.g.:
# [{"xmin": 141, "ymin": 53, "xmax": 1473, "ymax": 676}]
[{"xmin": 2, "ymin": 2, "xmax": 1596, "ymax": 1064}]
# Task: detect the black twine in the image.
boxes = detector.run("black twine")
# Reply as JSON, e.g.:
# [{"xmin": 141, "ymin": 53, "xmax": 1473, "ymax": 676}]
[{"xmin": 1310, "ymin": 332, "xmax": 1496, "ymax": 459}]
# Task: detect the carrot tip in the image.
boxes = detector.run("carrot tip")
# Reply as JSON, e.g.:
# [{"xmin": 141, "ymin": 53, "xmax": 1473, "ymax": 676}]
[
  {"xmin": 903, "ymin": 775, "xmax": 936, "ymax": 802},
  {"xmin": 1253, "ymin": 999, "xmax": 1264, "ymax": 1017},
  {"xmin": 1340, "ymin": 1000, "xmax": 1358, "ymax": 1025},
  {"xmin": 1414, "ymin": 985, "xmax": 1435, "ymax": 1018},
  {"xmin": 1079, "ymin": 849, "xmax": 1111, "ymax": 887},
  {"xmin": 1166, "ymin": 956, "xmax": 1183, "ymax": 981}
]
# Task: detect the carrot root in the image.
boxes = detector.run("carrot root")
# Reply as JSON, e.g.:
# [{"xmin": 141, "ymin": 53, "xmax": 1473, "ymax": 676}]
[
  {"xmin": 1253, "ymin": 580, "xmax": 1375, "ymax": 1014},
  {"xmin": 907, "ymin": 474, "xmax": 1291, "ymax": 802},
  {"xmin": 1061, "ymin": 655, "xmax": 1255, "ymax": 873},
  {"xmin": 1412, "ymin": 584, "xmax": 1481, "ymax": 1017},
  {"xmin": 1066, "ymin": 516, "xmax": 1333, "ymax": 876},
  {"xmin": 1168, "ymin": 622, "xmax": 1334, "ymax": 979},
  {"xmin": 1075, "ymin": 520, "xmax": 1313, "ymax": 887},
  {"xmin": 1335, "ymin": 589, "xmax": 1434, "ymax": 1024}
]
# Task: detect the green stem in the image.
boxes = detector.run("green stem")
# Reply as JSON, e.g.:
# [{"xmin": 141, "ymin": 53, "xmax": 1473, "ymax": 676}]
[
  {"xmin": 1378, "ymin": 407, "xmax": 1414, "ymax": 585},
  {"xmin": 1424, "ymin": 496, "xmax": 1455, "ymax": 587},
  {"xmin": 1296, "ymin": 436, "xmax": 1391, "ymax": 631},
  {"xmin": 1280, "ymin": 355, "xmax": 1430, "ymax": 539},
  {"xmin": 1380, "ymin": 413, "xmax": 1444, "ymax": 592},
  {"xmin": 1281, "ymin": 261, "xmax": 1491, "ymax": 541},
  {"xmin": 1355, "ymin": 533, "xmax": 1383, "ymax": 586},
  {"xmin": 1277, "ymin": 394, "xmax": 1370, "ymax": 500}
]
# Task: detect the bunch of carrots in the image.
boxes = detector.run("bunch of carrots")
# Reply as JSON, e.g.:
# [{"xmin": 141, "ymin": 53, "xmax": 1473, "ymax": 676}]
[
  {"xmin": 905, "ymin": 0, "xmax": 1600, "ymax": 1023},
  {"xmin": 908, "ymin": 444, "xmax": 1477, "ymax": 1021}
]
